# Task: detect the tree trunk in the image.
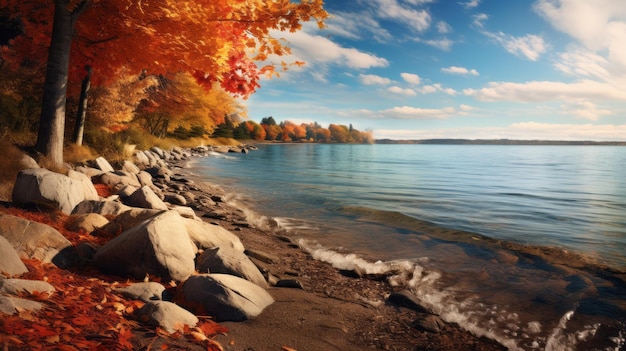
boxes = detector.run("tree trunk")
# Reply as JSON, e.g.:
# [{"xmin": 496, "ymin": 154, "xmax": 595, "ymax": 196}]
[
  {"xmin": 35, "ymin": 0, "xmax": 75, "ymax": 168},
  {"xmin": 73, "ymin": 65, "xmax": 92, "ymax": 145}
]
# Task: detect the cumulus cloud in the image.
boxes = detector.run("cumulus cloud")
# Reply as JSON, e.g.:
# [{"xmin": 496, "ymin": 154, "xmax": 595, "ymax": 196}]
[
  {"xmin": 401, "ymin": 73, "xmax": 421, "ymax": 85},
  {"xmin": 534, "ymin": 0, "xmax": 626, "ymax": 84},
  {"xmin": 463, "ymin": 79, "xmax": 626, "ymax": 102},
  {"xmin": 279, "ymin": 30, "xmax": 389, "ymax": 69},
  {"xmin": 560, "ymin": 101, "xmax": 612, "ymax": 121},
  {"xmin": 484, "ymin": 32, "xmax": 547, "ymax": 61},
  {"xmin": 360, "ymin": 74, "xmax": 392, "ymax": 85},
  {"xmin": 441, "ymin": 66, "xmax": 479, "ymax": 76},
  {"xmin": 388, "ymin": 86, "xmax": 417, "ymax": 96},
  {"xmin": 374, "ymin": 0, "xmax": 432, "ymax": 32},
  {"xmin": 420, "ymin": 83, "xmax": 457, "ymax": 95}
]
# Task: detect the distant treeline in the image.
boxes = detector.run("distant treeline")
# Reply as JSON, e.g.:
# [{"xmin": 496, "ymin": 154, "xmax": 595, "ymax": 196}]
[
  {"xmin": 375, "ymin": 139, "xmax": 626, "ymax": 146},
  {"xmin": 212, "ymin": 116, "xmax": 374, "ymax": 144}
]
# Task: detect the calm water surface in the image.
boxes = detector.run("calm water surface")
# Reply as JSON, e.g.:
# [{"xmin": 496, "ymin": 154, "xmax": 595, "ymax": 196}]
[{"xmin": 190, "ymin": 144, "xmax": 626, "ymax": 351}]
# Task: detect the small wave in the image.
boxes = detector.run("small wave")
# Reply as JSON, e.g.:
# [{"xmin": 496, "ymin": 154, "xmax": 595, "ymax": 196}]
[{"xmin": 207, "ymin": 151, "xmax": 237, "ymax": 159}]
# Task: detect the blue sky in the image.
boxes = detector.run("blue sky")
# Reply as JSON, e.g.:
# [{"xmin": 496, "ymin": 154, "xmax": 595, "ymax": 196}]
[{"xmin": 245, "ymin": 0, "xmax": 626, "ymax": 141}]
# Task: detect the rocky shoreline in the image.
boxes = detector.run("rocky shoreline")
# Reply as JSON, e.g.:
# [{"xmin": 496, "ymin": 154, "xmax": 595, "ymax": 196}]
[{"xmin": 0, "ymin": 145, "xmax": 506, "ymax": 350}]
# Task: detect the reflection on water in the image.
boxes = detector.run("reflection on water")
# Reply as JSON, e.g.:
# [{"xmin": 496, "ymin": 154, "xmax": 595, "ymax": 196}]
[{"xmin": 192, "ymin": 144, "xmax": 626, "ymax": 350}]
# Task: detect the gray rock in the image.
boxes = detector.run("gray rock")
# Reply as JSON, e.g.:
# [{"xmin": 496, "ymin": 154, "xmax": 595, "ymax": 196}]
[
  {"xmin": 99, "ymin": 171, "xmax": 141, "ymax": 192},
  {"xmin": 178, "ymin": 274, "xmax": 273, "ymax": 322},
  {"xmin": 0, "ymin": 278, "xmax": 55, "ymax": 296},
  {"xmin": 0, "ymin": 236, "xmax": 28, "ymax": 277},
  {"xmin": 125, "ymin": 186, "xmax": 168, "ymax": 210},
  {"xmin": 94, "ymin": 156, "xmax": 115, "ymax": 173},
  {"xmin": 0, "ymin": 296, "xmax": 44, "ymax": 315},
  {"xmin": 168, "ymin": 205, "xmax": 197, "ymax": 220},
  {"xmin": 183, "ymin": 219, "xmax": 245, "ymax": 252},
  {"xmin": 67, "ymin": 170, "xmax": 99, "ymax": 201},
  {"xmin": 136, "ymin": 171, "xmax": 155, "ymax": 188},
  {"xmin": 94, "ymin": 210, "xmax": 196, "ymax": 282},
  {"xmin": 133, "ymin": 151, "xmax": 151, "ymax": 168},
  {"xmin": 66, "ymin": 213, "xmax": 109, "ymax": 233},
  {"xmin": 135, "ymin": 301, "xmax": 198, "ymax": 333},
  {"xmin": 117, "ymin": 185, "xmax": 139, "ymax": 199},
  {"xmin": 121, "ymin": 160, "xmax": 141, "ymax": 175},
  {"xmin": 0, "ymin": 213, "xmax": 74, "ymax": 268},
  {"xmin": 99, "ymin": 208, "xmax": 162, "ymax": 235},
  {"xmin": 71, "ymin": 199, "xmax": 132, "ymax": 216},
  {"xmin": 164, "ymin": 193, "xmax": 187, "ymax": 206},
  {"xmin": 116, "ymin": 282, "xmax": 166, "ymax": 302},
  {"xmin": 150, "ymin": 146, "xmax": 166, "ymax": 159},
  {"xmin": 12, "ymin": 168, "xmax": 88, "ymax": 214},
  {"xmin": 197, "ymin": 247, "xmax": 268, "ymax": 288},
  {"xmin": 75, "ymin": 166, "xmax": 104, "ymax": 178}
]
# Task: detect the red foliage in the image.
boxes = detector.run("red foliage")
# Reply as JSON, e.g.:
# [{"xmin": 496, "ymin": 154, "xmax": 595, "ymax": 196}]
[
  {"xmin": 0, "ymin": 205, "xmax": 228, "ymax": 350},
  {"xmin": 93, "ymin": 183, "xmax": 114, "ymax": 198}
]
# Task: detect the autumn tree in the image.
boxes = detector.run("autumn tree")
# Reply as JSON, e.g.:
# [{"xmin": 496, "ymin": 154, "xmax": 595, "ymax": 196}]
[{"xmin": 1, "ymin": 0, "xmax": 328, "ymax": 168}]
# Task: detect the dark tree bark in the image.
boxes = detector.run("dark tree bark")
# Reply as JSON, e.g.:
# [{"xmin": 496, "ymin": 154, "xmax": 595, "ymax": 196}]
[
  {"xmin": 35, "ymin": 0, "xmax": 90, "ymax": 168},
  {"xmin": 73, "ymin": 65, "xmax": 92, "ymax": 145}
]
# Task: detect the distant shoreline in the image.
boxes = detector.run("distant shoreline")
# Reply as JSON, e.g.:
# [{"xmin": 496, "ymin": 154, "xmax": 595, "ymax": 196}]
[{"xmin": 375, "ymin": 138, "xmax": 626, "ymax": 145}]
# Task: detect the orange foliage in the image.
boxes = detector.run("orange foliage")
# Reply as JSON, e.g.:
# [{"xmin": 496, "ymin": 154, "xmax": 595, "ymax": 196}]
[{"xmin": 2, "ymin": 0, "xmax": 328, "ymax": 98}]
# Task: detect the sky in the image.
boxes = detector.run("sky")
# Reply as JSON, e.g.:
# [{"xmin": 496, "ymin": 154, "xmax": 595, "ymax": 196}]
[{"xmin": 244, "ymin": 0, "xmax": 626, "ymax": 141}]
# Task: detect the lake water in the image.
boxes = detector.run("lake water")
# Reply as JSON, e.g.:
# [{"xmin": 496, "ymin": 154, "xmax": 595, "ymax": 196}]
[{"xmin": 189, "ymin": 144, "xmax": 626, "ymax": 351}]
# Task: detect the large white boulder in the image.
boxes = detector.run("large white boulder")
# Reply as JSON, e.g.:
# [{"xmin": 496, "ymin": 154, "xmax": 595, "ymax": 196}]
[
  {"xmin": 183, "ymin": 218, "xmax": 245, "ymax": 252},
  {"xmin": 94, "ymin": 210, "xmax": 195, "ymax": 282},
  {"xmin": 12, "ymin": 168, "xmax": 88, "ymax": 214},
  {"xmin": 0, "ymin": 214, "xmax": 74, "ymax": 268},
  {"xmin": 94, "ymin": 156, "xmax": 115, "ymax": 173},
  {"xmin": 197, "ymin": 247, "xmax": 268, "ymax": 288},
  {"xmin": 67, "ymin": 170, "xmax": 99, "ymax": 201}
]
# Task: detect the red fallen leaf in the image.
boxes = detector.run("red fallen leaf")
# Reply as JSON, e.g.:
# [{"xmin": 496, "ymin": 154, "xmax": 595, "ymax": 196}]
[
  {"xmin": 71, "ymin": 316, "xmax": 93, "ymax": 326},
  {"xmin": 32, "ymin": 323, "xmax": 58, "ymax": 337},
  {"xmin": 197, "ymin": 321, "xmax": 228, "ymax": 337}
]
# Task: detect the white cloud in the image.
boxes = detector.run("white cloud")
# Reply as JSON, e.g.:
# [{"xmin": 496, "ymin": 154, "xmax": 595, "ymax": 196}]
[
  {"xmin": 420, "ymin": 83, "xmax": 457, "ymax": 95},
  {"xmin": 388, "ymin": 86, "xmax": 417, "ymax": 96},
  {"xmin": 420, "ymin": 38, "xmax": 454, "ymax": 51},
  {"xmin": 485, "ymin": 32, "xmax": 547, "ymax": 61},
  {"xmin": 401, "ymin": 73, "xmax": 421, "ymax": 85},
  {"xmin": 324, "ymin": 12, "xmax": 393, "ymax": 43},
  {"xmin": 360, "ymin": 74, "xmax": 392, "ymax": 85},
  {"xmin": 534, "ymin": 0, "xmax": 626, "ymax": 85},
  {"xmin": 473, "ymin": 13, "xmax": 488, "ymax": 28},
  {"xmin": 441, "ymin": 66, "xmax": 479, "ymax": 76},
  {"xmin": 461, "ymin": 0, "xmax": 480, "ymax": 9},
  {"xmin": 560, "ymin": 101, "xmax": 612, "ymax": 121},
  {"xmin": 278, "ymin": 30, "xmax": 389, "ymax": 69},
  {"xmin": 378, "ymin": 106, "xmax": 457, "ymax": 119},
  {"xmin": 463, "ymin": 79, "xmax": 626, "ymax": 102},
  {"xmin": 375, "ymin": 122, "xmax": 626, "ymax": 141},
  {"xmin": 374, "ymin": 0, "xmax": 432, "ymax": 32},
  {"xmin": 437, "ymin": 21, "xmax": 452, "ymax": 34}
]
